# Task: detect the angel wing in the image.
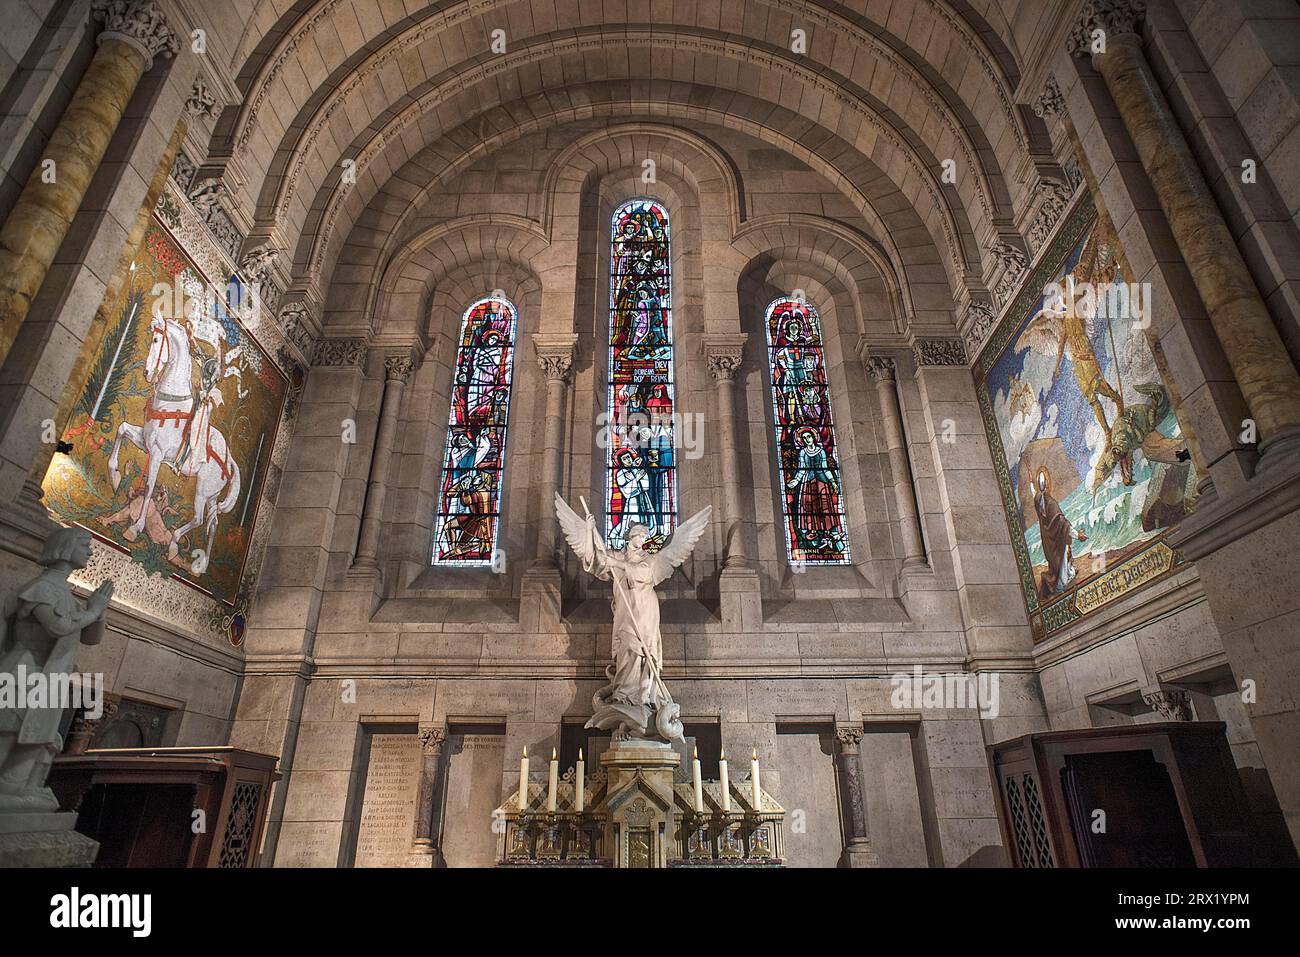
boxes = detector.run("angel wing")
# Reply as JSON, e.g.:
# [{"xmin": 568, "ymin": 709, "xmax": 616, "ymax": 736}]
[
  {"xmin": 651, "ymin": 505, "xmax": 713, "ymax": 585},
  {"xmin": 554, "ymin": 492, "xmax": 597, "ymax": 567}
]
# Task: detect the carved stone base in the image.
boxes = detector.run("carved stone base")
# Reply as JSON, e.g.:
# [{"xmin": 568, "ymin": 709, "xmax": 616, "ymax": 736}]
[
  {"xmin": 839, "ymin": 841, "xmax": 881, "ymax": 868},
  {"xmin": 0, "ymin": 810, "xmax": 98, "ymax": 867}
]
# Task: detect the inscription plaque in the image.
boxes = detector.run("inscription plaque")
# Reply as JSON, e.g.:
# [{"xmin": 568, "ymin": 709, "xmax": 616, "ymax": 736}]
[{"xmin": 354, "ymin": 732, "xmax": 421, "ymax": 867}]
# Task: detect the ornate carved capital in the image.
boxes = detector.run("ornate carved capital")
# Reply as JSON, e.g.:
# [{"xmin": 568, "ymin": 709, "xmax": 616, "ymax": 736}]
[
  {"xmin": 863, "ymin": 356, "xmax": 896, "ymax": 383},
  {"xmin": 1027, "ymin": 177, "xmax": 1075, "ymax": 252},
  {"xmin": 1066, "ymin": 0, "xmax": 1147, "ymax": 58},
  {"xmin": 703, "ymin": 334, "xmax": 747, "ymax": 383},
  {"xmin": 311, "ymin": 337, "xmax": 367, "ymax": 368},
  {"xmin": 277, "ymin": 301, "xmax": 316, "ymax": 354},
  {"xmin": 418, "ymin": 725, "xmax": 447, "ymax": 754},
  {"xmin": 532, "ymin": 333, "xmax": 578, "ymax": 383},
  {"xmin": 185, "ymin": 78, "xmax": 220, "ymax": 121},
  {"xmin": 962, "ymin": 300, "xmax": 998, "ymax": 357},
  {"xmin": 835, "ymin": 726, "xmax": 865, "ymax": 751},
  {"xmin": 537, "ymin": 351, "xmax": 574, "ymax": 382},
  {"xmin": 706, "ymin": 353, "xmax": 743, "ymax": 382},
  {"xmin": 384, "ymin": 353, "xmax": 416, "ymax": 383},
  {"xmin": 1142, "ymin": 687, "xmax": 1192, "ymax": 722},
  {"xmin": 92, "ymin": 0, "xmax": 178, "ymax": 70},
  {"xmin": 1033, "ymin": 73, "xmax": 1065, "ymax": 119},
  {"xmin": 992, "ymin": 240, "xmax": 1029, "ymax": 306},
  {"xmin": 913, "ymin": 338, "xmax": 968, "ymax": 367}
]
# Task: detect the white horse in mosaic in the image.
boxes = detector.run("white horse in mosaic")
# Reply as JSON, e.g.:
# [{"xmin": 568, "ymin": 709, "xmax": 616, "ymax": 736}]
[{"xmin": 107, "ymin": 315, "xmax": 241, "ymax": 575}]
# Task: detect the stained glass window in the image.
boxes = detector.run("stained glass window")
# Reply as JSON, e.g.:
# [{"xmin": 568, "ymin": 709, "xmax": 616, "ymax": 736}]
[
  {"xmin": 606, "ymin": 199, "xmax": 676, "ymax": 551},
  {"xmin": 433, "ymin": 296, "xmax": 517, "ymax": 565},
  {"xmin": 764, "ymin": 297, "xmax": 851, "ymax": 564}
]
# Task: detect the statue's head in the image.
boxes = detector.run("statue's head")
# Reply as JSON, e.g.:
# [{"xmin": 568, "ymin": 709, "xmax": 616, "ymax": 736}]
[
  {"xmin": 40, "ymin": 527, "xmax": 92, "ymax": 570},
  {"xmin": 625, "ymin": 524, "xmax": 650, "ymax": 551}
]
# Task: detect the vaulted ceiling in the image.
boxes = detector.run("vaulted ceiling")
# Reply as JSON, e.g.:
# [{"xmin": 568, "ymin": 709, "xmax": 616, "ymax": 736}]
[{"xmin": 186, "ymin": 1, "xmax": 1059, "ymax": 333}]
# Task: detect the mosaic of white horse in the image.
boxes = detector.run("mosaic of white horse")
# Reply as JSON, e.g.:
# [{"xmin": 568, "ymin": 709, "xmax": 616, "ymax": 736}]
[{"xmin": 107, "ymin": 315, "xmax": 242, "ymax": 575}]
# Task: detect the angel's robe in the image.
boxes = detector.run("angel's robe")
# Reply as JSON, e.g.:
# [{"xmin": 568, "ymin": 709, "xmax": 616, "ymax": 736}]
[{"xmin": 583, "ymin": 548, "xmax": 664, "ymax": 709}]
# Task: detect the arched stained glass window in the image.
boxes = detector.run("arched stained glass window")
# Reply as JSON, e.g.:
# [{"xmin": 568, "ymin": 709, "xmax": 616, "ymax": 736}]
[
  {"xmin": 606, "ymin": 199, "xmax": 676, "ymax": 551},
  {"xmin": 432, "ymin": 296, "xmax": 517, "ymax": 565},
  {"xmin": 764, "ymin": 297, "xmax": 851, "ymax": 564}
]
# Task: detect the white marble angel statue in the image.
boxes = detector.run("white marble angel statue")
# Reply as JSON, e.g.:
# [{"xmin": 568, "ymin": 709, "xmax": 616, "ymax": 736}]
[{"xmin": 555, "ymin": 493, "xmax": 711, "ymax": 743}]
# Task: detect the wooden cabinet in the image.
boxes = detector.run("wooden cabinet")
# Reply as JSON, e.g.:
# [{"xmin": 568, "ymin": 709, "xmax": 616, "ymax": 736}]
[
  {"xmin": 49, "ymin": 747, "xmax": 279, "ymax": 868},
  {"xmin": 989, "ymin": 723, "xmax": 1256, "ymax": 867}
]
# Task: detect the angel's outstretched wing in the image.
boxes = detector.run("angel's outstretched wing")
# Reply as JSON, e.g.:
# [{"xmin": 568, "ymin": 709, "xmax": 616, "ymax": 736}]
[
  {"xmin": 651, "ymin": 505, "xmax": 712, "ymax": 585},
  {"xmin": 554, "ymin": 492, "xmax": 596, "ymax": 567}
]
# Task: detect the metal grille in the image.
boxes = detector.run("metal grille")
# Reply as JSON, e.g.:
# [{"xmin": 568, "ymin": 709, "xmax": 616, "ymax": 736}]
[
  {"xmin": 1022, "ymin": 774, "xmax": 1056, "ymax": 867},
  {"xmin": 218, "ymin": 782, "xmax": 262, "ymax": 868}
]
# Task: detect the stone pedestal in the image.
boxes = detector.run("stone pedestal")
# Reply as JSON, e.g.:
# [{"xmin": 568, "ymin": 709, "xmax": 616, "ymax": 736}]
[{"xmin": 0, "ymin": 810, "xmax": 98, "ymax": 867}]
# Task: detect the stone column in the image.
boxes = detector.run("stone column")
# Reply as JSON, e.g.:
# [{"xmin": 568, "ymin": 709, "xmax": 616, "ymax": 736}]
[
  {"xmin": 1067, "ymin": 0, "xmax": 1300, "ymax": 471},
  {"xmin": 704, "ymin": 335, "xmax": 749, "ymax": 569},
  {"xmin": 834, "ymin": 726, "xmax": 880, "ymax": 867},
  {"xmin": 0, "ymin": 0, "xmax": 177, "ymax": 370},
  {"xmin": 351, "ymin": 353, "xmax": 415, "ymax": 570},
  {"xmin": 863, "ymin": 355, "xmax": 927, "ymax": 570},
  {"xmin": 530, "ymin": 334, "xmax": 577, "ymax": 569},
  {"xmin": 411, "ymin": 725, "xmax": 447, "ymax": 866}
]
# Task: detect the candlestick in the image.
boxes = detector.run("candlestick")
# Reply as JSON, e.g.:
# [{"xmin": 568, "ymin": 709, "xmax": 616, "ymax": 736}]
[
  {"xmin": 575, "ymin": 749, "xmax": 585, "ymax": 812},
  {"xmin": 692, "ymin": 745, "xmax": 704, "ymax": 813},
  {"xmin": 547, "ymin": 747, "xmax": 559, "ymax": 812},
  {"xmin": 719, "ymin": 748, "xmax": 731, "ymax": 812},
  {"xmin": 751, "ymin": 747, "xmax": 761, "ymax": 811},
  {"xmin": 519, "ymin": 746, "xmax": 529, "ymax": 811}
]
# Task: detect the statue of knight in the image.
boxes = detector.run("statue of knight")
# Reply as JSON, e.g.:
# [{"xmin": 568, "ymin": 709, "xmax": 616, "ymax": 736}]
[
  {"xmin": 555, "ymin": 493, "xmax": 710, "ymax": 742},
  {"xmin": 0, "ymin": 528, "xmax": 112, "ymax": 810}
]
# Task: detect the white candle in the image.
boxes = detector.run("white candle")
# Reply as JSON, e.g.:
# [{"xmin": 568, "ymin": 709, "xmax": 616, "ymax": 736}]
[
  {"xmin": 692, "ymin": 745, "xmax": 704, "ymax": 813},
  {"xmin": 575, "ymin": 749, "xmax": 585, "ymax": 813},
  {"xmin": 547, "ymin": 747, "xmax": 559, "ymax": 812},
  {"xmin": 751, "ymin": 747, "xmax": 762, "ymax": 811},
  {"xmin": 719, "ymin": 748, "xmax": 731, "ymax": 812},
  {"xmin": 519, "ymin": 746, "xmax": 529, "ymax": 811}
]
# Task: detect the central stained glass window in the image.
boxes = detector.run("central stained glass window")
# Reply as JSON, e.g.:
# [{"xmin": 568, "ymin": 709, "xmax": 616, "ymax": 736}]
[
  {"xmin": 433, "ymin": 296, "xmax": 517, "ymax": 565},
  {"xmin": 764, "ymin": 296, "xmax": 851, "ymax": 564},
  {"xmin": 606, "ymin": 199, "xmax": 676, "ymax": 551}
]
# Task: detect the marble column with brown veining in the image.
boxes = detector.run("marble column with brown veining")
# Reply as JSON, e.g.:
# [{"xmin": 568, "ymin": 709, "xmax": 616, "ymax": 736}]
[
  {"xmin": 531, "ymin": 334, "xmax": 577, "ymax": 568},
  {"xmin": 864, "ymin": 355, "xmax": 927, "ymax": 570},
  {"xmin": 705, "ymin": 335, "xmax": 749, "ymax": 569},
  {"xmin": 0, "ymin": 0, "xmax": 177, "ymax": 371},
  {"xmin": 1068, "ymin": 0, "xmax": 1300, "ymax": 470},
  {"xmin": 352, "ymin": 353, "xmax": 416, "ymax": 570},
  {"xmin": 834, "ymin": 726, "xmax": 880, "ymax": 867},
  {"xmin": 27, "ymin": 116, "xmax": 188, "ymax": 497},
  {"xmin": 411, "ymin": 725, "xmax": 447, "ymax": 863}
]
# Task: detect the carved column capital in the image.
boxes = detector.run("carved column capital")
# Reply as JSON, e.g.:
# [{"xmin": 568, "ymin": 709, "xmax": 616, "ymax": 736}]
[
  {"xmin": 863, "ymin": 356, "xmax": 896, "ymax": 383},
  {"xmin": 92, "ymin": 0, "xmax": 178, "ymax": 70},
  {"xmin": 311, "ymin": 337, "xmax": 368, "ymax": 368},
  {"xmin": 185, "ymin": 78, "xmax": 220, "ymax": 120},
  {"xmin": 834, "ymin": 725, "xmax": 865, "ymax": 752},
  {"xmin": 384, "ymin": 354, "xmax": 417, "ymax": 383},
  {"xmin": 1066, "ymin": 0, "xmax": 1147, "ymax": 58},
  {"xmin": 912, "ymin": 338, "xmax": 968, "ymax": 368},
  {"xmin": 1033, "ymin": 73, "xmax": 1066, "ymax": 119},
  {"xmin": 532, "ymin": 333, "xmax": 578, "ymax": 383},
  {"xmin": 418, "ymin": 725, "xmax": 448, "ymax": 754},
  {"xmin": 704, "ymin": 334, "xmax": 747, "ymax": 383},
  {"xmin": 1142, "ymin": 687, "xmax": 1192, "ymax": 722}
]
